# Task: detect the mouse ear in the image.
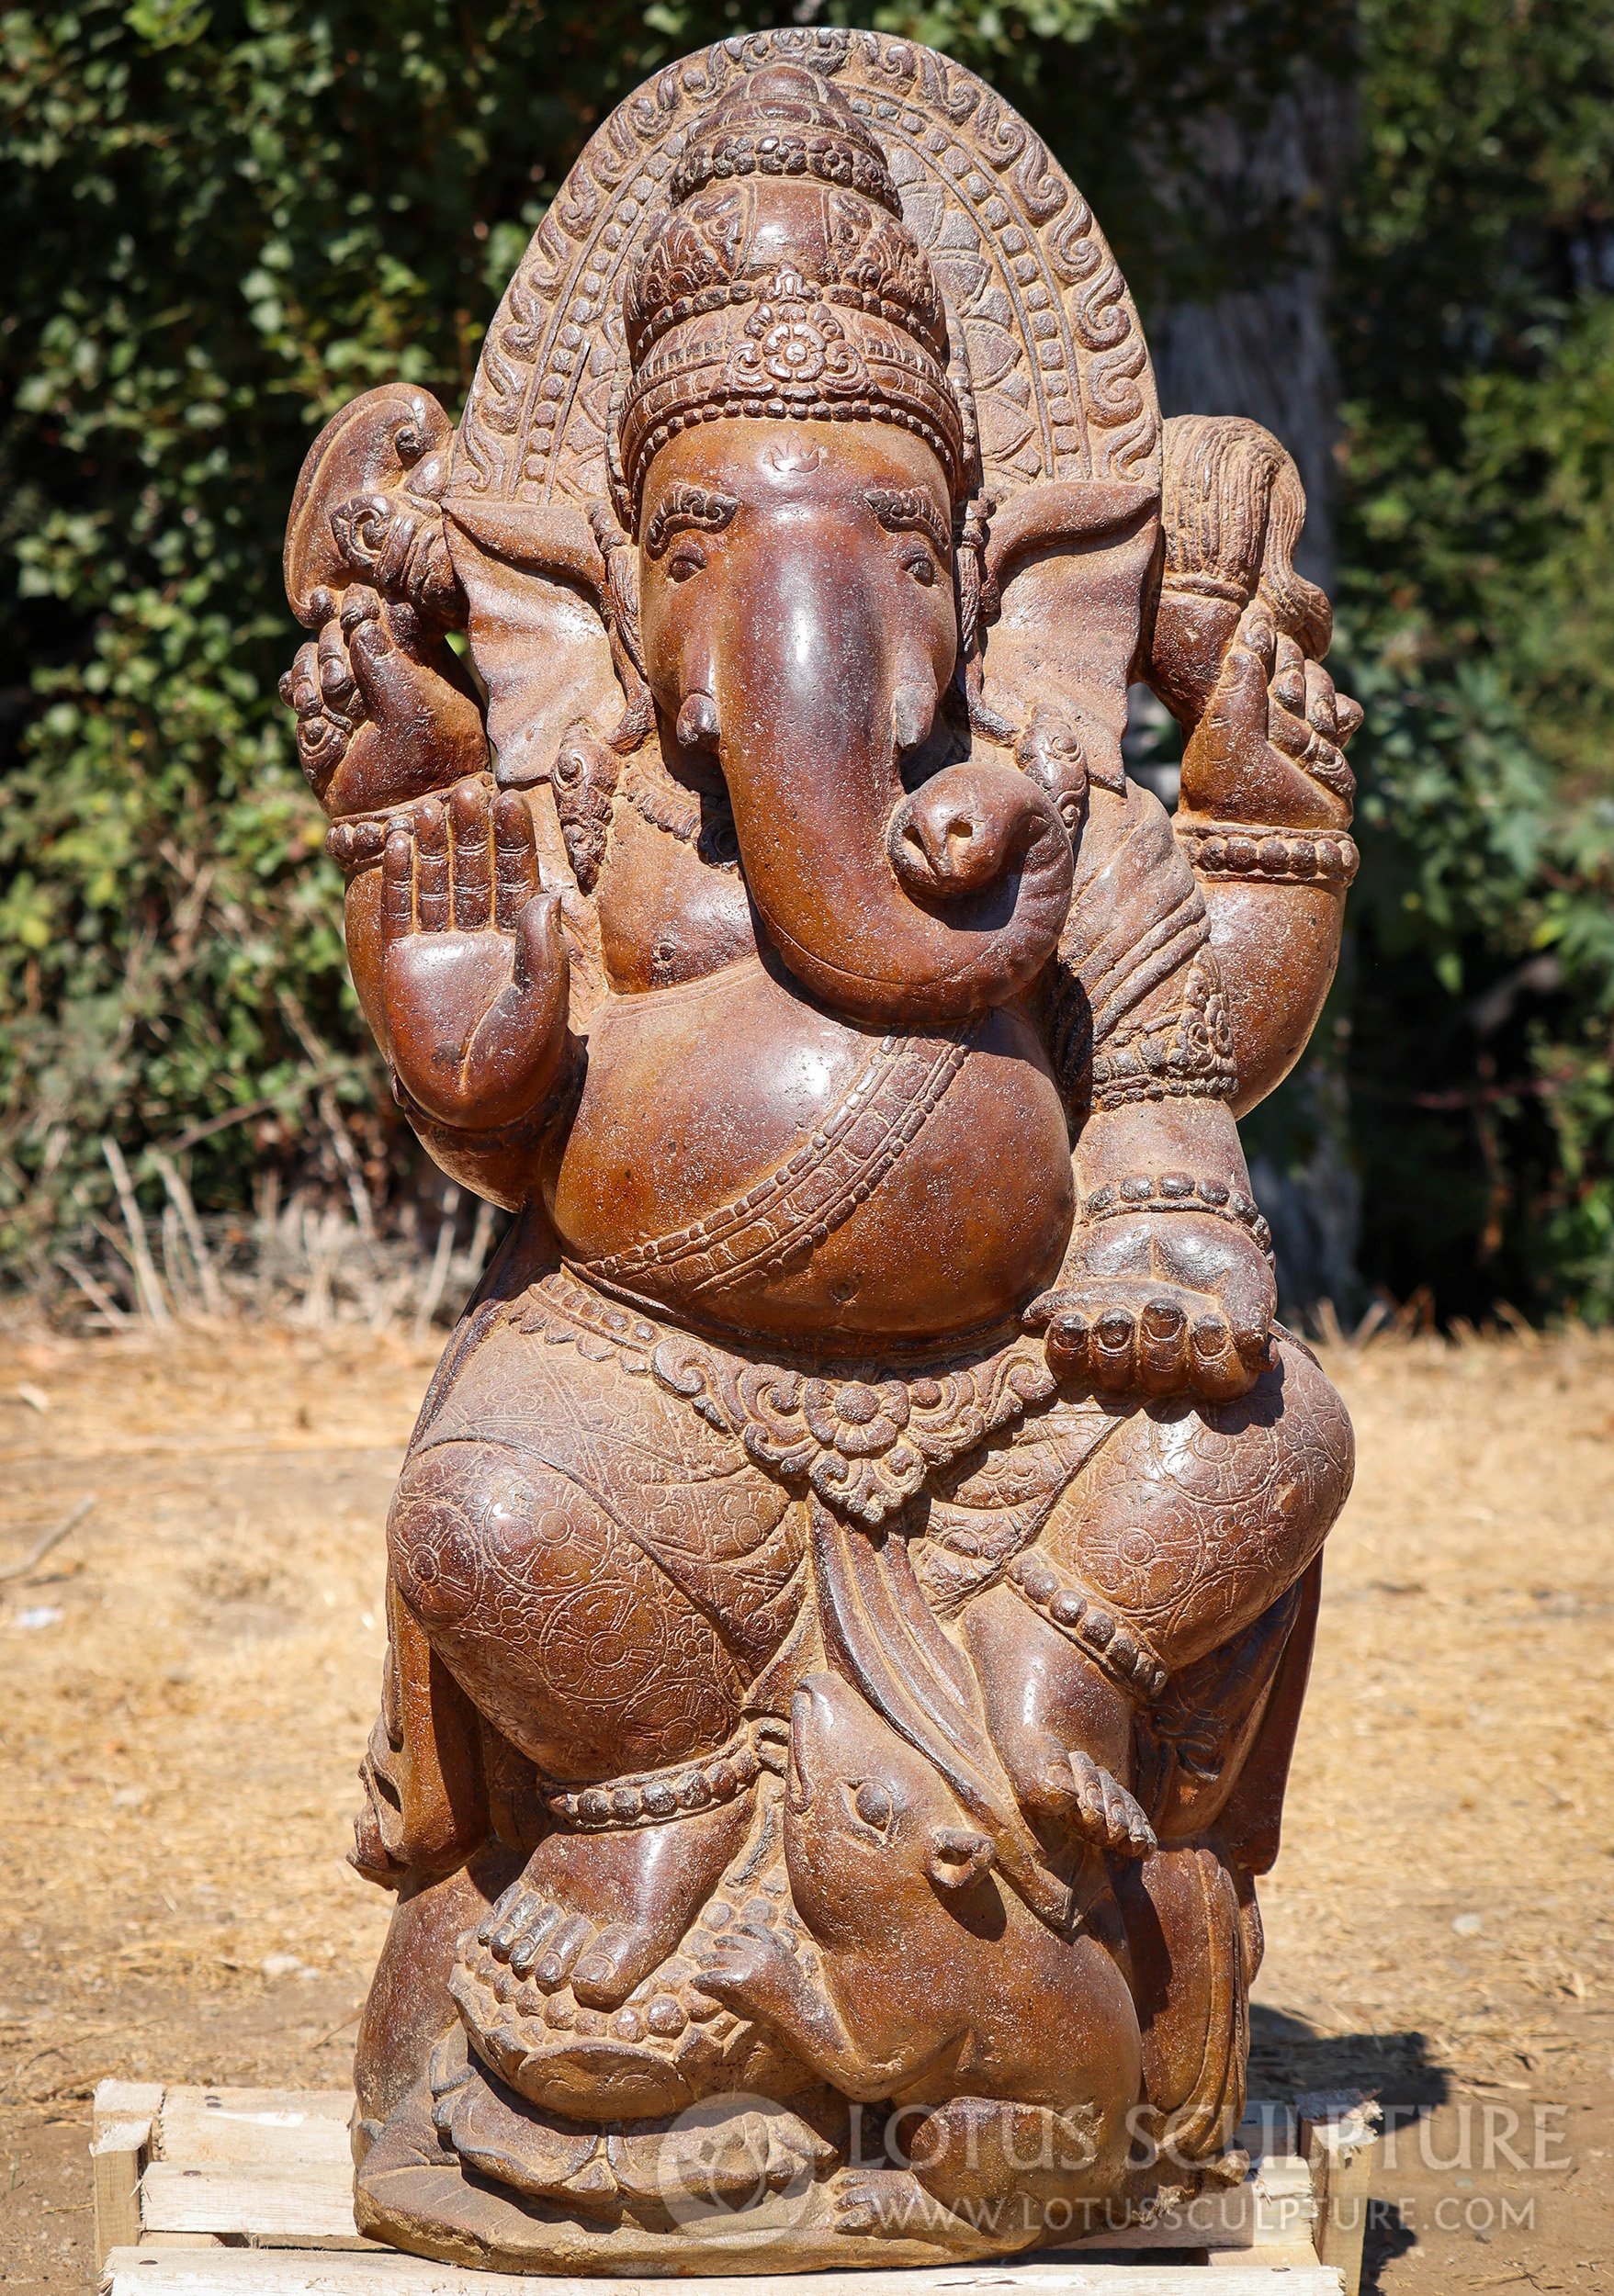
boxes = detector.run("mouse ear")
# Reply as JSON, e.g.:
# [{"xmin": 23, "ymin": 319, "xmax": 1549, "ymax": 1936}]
[{"xmin": 926, "ymin": 1826, "xmax": 995, "ymax": 1892}]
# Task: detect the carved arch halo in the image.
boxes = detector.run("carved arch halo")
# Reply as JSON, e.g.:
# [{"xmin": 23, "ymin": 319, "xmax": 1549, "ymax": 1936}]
[{"xmin": 448, "ymin": 27, "xmax": 1162, "ymax": 518}]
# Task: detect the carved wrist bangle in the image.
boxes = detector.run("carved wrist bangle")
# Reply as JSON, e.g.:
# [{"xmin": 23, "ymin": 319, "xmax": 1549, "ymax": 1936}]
[
  {"xmin": 325, "ymin": 813, "xmax": 393, "ymax": 882},
  {"xmin": 1081, "ymin": 1171, "xmax": 1274, "ymax": 1262},
  {"xmin": 1177, "ymin": 819, "xmax": 1359, "ymax": 888},
  {"xmin": 1006, "ymin": 1554, "xmax": 1168, "ymax": 1706},
  {"xmin": 389, "ymin": 1059, "xmax": 580, "ymax": 1154}
]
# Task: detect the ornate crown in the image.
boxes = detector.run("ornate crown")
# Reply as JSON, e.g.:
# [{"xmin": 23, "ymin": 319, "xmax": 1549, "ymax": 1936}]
[{"xmin": 615, "ymin": 64, "xmax": 967, "ymax": 519}]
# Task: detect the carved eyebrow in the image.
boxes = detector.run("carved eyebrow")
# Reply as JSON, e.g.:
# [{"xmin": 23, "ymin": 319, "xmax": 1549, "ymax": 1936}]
[
  {"xmin": 865, "ymin": 487, "xmax": 951, "ymax": 562},
  {"xmin": 643, "ymin": 485, "xmax": 739, "ymax": 559}
]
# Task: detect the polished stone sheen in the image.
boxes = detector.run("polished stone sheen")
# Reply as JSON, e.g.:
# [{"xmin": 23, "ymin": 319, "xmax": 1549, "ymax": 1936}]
[{"xmin": 279, "ymin": 28, "xmax": 1360, "ymax": 2273}]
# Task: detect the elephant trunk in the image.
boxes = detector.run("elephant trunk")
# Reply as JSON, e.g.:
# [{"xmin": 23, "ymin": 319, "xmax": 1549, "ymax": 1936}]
[{"xmin": 706, "ymin": 544, "xmax": 1073, "ymax": 1027}]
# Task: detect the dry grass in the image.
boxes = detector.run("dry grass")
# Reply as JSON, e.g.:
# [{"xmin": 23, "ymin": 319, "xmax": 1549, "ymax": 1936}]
[
  {"xmin": 50, "ymin": 1141, "xmax": 501, "ymax": 1337},
  {"xmin": 0, "ymin": 1313, "xmax": 1610, "ymax": 2291}
]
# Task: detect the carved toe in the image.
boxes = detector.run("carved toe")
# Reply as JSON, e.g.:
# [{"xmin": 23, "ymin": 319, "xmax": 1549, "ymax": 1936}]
[{"xmin": 571, "ymin": 1921, "xmax": 660, "ymax": 2009}]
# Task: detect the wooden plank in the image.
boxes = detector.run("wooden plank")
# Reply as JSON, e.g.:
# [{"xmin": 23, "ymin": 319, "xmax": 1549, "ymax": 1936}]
[
  {"xmin": 103, "ymin": 2249, "xmax": 1347, "ymax": 2296},
  {"xmin": 157, "ymin": 2088, "xmax": 352, "ymax": 2167},
  {"xmin": 1297, "ymin": 2092, "xmax": 1381, "ymax": 2296},
  {"xmin": 93, "ymin": 2079, "xmax": 165, "ymax": 2268},
  {"xmin": 112, "ymin": 2082, "xmax": 1337, "ymax": 2288},
  {"xmin": 1254, "ymin": 2153, "xmax": 1317, "ymax": 2246},
  {"xmin": 140, "ymin": 2160, "xmax": 360, "ymax": 2245},
  {"xmin": 93, "ymin": 2120, "xmax": 152, "ymax": 2271},
  {"xmin": 94, "ymin": 2080, "xmax": 165, "ymax": 2136},
  {"xmin": 158, "ymin": 2088, "xmax": 351, "ymax": 2122},
  {"xmin": 1067, "ymin": 2152, "xmax": 1314, "ymax": 2255},
  {"xmin": 1204, "ymin": 2246, "xmax": 1324, "ymax": 2271}
]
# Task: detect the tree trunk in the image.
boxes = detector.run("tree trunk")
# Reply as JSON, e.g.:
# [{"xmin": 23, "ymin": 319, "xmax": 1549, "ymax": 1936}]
[
  {"xmin": 1146, "ymin": 45, "xmax": 1358, "ymax": 585},
  {"xmin": 1140, "ymin": 23, "xmax": 1361, "ymax": 1311}
]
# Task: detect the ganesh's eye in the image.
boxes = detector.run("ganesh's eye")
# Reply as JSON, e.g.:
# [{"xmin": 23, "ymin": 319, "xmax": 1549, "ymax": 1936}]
[
  {"xmin": 900, "ymin": 545, "xmax": 938, "ymax": 588},
  {"xmin": 666, "ymin": 540, "xmax": 707, "ymax": 583},
  {"xmin": 848, "ymin": 1780, "xmax": 895, "ymax": 1836}
]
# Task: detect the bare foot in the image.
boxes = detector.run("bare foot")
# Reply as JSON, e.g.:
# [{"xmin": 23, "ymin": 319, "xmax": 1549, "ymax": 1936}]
[
  {"xmin": 963, "ymin": 1581, "xmax": 1153, "ymax": 1857},
  {"xmin": 833, "ymin": 2165, "xmax": 979, "ymax": 2245},
  {"xmin": 474, "ymin": 1795, "xmax": 753, "ymax": 2009}
]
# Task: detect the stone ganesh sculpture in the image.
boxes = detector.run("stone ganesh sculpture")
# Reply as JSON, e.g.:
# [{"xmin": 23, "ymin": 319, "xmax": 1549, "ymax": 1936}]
[{"xmin": 280, "ymin": 35, "xmax": 1360, "ymax": 2272}]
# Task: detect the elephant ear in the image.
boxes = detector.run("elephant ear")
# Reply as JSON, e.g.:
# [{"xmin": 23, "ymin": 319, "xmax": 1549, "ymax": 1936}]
[
  {"xmin": 434, "ymin": 30, "xmax": 1168, "ymax": 809},
  {"xmin": 982, "ymin": 480, "xmax": 1158, "ymax": 595},
  {"xmin": 431, "ymin": 491, "xmax": 624, "ymax": 1017},
  {"xmin": 442, "ymin": 497, "xmax": 609, "ymax": 603},
  {"xmin": 284, "ymin": 384, "xmax": 458, "ymax": 628},
  {"xmin": 976, "ymin": 477, "xmax": 1162, "ymax": 805},
  {"xmin": 437, "ymin": 494, "xmax": 637, "ymax": 845}
]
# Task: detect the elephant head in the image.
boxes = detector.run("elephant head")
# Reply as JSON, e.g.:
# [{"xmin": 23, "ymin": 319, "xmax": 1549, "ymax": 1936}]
[
  {"xmin": 632, "ymin": 416, "xmax": 1073, "ymax": 1027},
  {"xmin": 438, "ymin": 62, "xmax": 1165, "ymax": 1030},
  {"xmin": 604, "ymin": 61, "xmax": 1078, "ymax": 1029}
]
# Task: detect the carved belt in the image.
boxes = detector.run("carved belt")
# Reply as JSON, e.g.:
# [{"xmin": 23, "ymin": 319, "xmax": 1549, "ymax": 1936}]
[
  {"xmin": 579, "ymin": 1021, "xmax": 977, "ymax": 1302},
  {"xmin": 511, "ymin": 1266, "xmax": 1058, "ymax": 1530}
]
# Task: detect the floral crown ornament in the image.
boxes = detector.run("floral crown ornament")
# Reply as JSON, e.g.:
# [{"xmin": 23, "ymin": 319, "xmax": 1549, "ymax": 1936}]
[{"xmin": 614, "ymin": 62, "xmax": 969, "ymax": 524}]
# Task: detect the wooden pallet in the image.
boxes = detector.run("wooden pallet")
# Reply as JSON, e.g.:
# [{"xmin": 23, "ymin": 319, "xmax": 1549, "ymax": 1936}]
[{"xmin": 93, "ymin": 2083, "xmax": 1378, "ymax": 2296}]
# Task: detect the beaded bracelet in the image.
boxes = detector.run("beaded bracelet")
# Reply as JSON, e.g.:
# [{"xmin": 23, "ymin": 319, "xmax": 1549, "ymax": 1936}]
[
  {"xmin": 1081, "ymin": 1172, "xmax": 1274, "ymax": 1263},
  {"xmin": 389, "ymin": 1054, "xmax": 581, "ymax": 1155},
  {"xmin": 323, "ymin": 772, "xmax": 501, "ymax": 884},
  {"xmin": 1177, "ymin": 819, "xmax": 1360, "ymax": 888}
]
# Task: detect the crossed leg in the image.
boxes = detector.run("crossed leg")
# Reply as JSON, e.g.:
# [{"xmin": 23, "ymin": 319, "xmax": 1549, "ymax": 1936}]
[
  {"xmin": 962, "ymin": 1334, "xmax": 1353, "ymax": 1852},
  {"xmin": 385, "ymin": 1413, "xmax": 801, "ymax": 2008}
]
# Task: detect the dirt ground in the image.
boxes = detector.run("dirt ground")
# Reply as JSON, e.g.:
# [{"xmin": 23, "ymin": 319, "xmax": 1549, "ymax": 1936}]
[{"xmin": 0, "ymin": 1315, "xmax": 1609, "ymax": 2292}]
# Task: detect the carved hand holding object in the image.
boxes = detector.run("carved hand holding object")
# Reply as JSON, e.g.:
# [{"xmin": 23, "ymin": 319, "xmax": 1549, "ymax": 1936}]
[
  {"xmin": 282, "ymin": 584, "xmax": 489, "ymax": 820},
  {"xmin": 280, "ymin": 38, "xmax": 1358, "ymax": 2271},
  {"xmin": 281, "ymin": 385, "xmax": 489, "ymax": 823}
]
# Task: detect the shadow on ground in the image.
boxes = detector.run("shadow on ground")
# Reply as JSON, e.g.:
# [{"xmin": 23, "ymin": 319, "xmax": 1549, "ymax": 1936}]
[{"xmin": 1251, "ymin": 2003, "xmax": 1444, "ymax": 2290}]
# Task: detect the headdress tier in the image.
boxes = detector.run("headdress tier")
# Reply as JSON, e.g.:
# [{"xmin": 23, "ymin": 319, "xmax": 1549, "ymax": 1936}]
[{"xmin": 617, "ymin": 65, "xmax": 967, "ymax": 517}]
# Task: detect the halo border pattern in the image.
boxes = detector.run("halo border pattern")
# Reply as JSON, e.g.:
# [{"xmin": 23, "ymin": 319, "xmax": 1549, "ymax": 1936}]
[{"xmin": 450, "ymin": 27, "xmax": 1161, "ymax": 512}]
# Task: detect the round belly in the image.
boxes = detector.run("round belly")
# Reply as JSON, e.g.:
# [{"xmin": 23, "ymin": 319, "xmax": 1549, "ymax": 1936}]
[{"xmin": 548, "ymin": 958, "xmax": 1073, "ymax": 1345}]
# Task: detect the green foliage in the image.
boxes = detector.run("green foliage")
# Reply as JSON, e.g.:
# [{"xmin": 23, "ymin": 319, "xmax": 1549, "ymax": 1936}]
[
  {"xmin": 0, "ymin": 0, "xmax": 1187, "ymax": 1276},
  {"xmin": 5, "ymin": 0, "xmax": 1613, "ymax": 1318},
  {"xmin": 1329, "ymin": 0, "xmax": 1614, "ymax": 1316},
  {"xmin": 0, "ymin": 0, "xmax": 688, "ymax": 1272}
]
